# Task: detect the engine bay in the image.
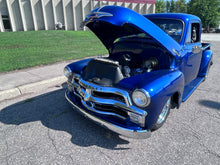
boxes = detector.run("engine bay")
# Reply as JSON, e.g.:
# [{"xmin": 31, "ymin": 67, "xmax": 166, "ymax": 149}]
[
  {"xmin": 81, "ymin": 38, "xmax": 173, "ymax": 86},
  {"xmin": 82, "ymin": 54, "xmax": 159, "ymax": 86}
]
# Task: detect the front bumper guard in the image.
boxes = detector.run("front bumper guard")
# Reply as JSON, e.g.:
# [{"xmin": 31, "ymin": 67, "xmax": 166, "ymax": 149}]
[{"xmin": 65, "ymin": 92, "xmax": 151, "ymax": 139}]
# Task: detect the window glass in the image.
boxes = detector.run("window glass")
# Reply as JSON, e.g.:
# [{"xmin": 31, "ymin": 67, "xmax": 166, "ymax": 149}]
[
  {"xmin": 191, "ymin": 23, "xmax": 200, "ymax": 43},
  {"xmin": 149, "ymin": 18, "xmax": 184, "ymax": 43},
  {"xmin": 2, "ymin": 15, "xmax": 11, "ymax": 31},
  {"xmin": 186, "ymin": 23, "xmax": 200, "ymax": 44}
]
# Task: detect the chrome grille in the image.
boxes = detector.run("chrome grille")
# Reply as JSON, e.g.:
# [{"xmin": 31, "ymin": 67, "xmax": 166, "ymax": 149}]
[
  {"xmin": 72, "ymin": 74, "xmax": 131, "ymax": 107},
  {"xmin": 68, "ymin": 74, "xmax": 147, "ymax": 125}
]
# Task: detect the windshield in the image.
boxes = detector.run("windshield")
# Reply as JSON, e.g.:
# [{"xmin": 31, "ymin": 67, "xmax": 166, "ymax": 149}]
[{"xmin": 148, "ymin": 18, "xmax": 184, "ymax": 43}]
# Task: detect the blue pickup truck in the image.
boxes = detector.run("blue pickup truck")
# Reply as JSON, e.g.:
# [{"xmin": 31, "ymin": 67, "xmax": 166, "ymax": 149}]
[{"xmin": 64, "ymin": 6, "xmax": 213, "ymax": 138}]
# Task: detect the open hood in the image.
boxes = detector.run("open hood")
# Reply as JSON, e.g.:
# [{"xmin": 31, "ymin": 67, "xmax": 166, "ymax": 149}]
[{"xmin": 82, "ymin": 6, "xmax": 182, "ymax": 59}]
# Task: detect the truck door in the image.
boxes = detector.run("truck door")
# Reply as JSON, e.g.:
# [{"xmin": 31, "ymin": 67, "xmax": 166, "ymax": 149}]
[{"xmin": 184, "ymin": 22, "xmax": 203, "ymax": 84}]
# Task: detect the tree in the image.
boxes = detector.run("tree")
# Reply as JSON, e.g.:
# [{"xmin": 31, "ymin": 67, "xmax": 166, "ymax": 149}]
[
  {"xmin": 166, "ymin": 1, "xmax": 171, "ymax": 13},
  {"xmin": 188, "ymin": 0, "xmax": 220, "ymax": 31},
  {"xmin": 176, "ymin": 0, "xmax": 187, "ymax": 13},
  {"xmin": 155, "ymin": 0, "xmax": 166, "ymax": 13},
  {"xmin": 170, "ymin": 0, "xmax": 176, "ymax": 13}
]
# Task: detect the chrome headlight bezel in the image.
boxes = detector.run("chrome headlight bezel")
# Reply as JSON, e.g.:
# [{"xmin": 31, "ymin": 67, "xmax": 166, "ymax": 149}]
[
  {"xmin": 63, "ymin": 66, "xmax": 73, "ymax": 79},
  {"xmin": 132, "ymin": 89, "xmax": 151, "ymax": 107}
]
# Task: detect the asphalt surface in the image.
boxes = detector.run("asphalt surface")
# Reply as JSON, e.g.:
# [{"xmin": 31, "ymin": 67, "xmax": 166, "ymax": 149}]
[
  {"xmin": 202, "ymin": 33, "xmax": 220, "ymax": 42},
  {"xmin": 0, "ymin": 42, "xmax": 220, "ymax": 165}
]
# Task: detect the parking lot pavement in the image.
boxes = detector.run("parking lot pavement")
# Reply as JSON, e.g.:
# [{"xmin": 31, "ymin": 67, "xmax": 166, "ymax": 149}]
[
  {"xmin": 0, "ymin": 42, "xmax": 219, "ymax": 165},
  {"xmin": 201, "ymin": 33, "xmax": 220, "ymax": 42}
]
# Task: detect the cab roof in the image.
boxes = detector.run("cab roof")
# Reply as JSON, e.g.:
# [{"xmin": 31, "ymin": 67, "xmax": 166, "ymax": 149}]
[{"xmin": 144, "ymin": 13, "xmax": 201, "ymax": 23}]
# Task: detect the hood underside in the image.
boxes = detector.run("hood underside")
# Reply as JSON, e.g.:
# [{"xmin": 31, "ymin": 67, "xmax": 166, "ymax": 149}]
[{"xmin": 82, "ymin": 6, "xmax": 182, "ymax": 59}]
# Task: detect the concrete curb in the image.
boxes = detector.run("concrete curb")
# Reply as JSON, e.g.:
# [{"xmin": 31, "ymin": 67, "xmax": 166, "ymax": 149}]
[{"xmin": 0, "ymin": 76, "xmax": 66, "ymax": 102}]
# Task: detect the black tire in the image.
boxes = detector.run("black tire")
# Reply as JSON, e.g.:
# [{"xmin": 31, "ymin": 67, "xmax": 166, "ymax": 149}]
[
  {"xmin": 152, "ymin": 97, "xmax": 171, "ymax": 130},
  {"xmin": 204, "ymin": 60, "xmax": 213, "ymax": 81}
]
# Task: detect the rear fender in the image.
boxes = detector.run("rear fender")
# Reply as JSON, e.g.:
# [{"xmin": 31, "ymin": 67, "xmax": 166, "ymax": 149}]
[{"xmin": 198, "ymin": 50, "xmax": 213, "ymax": 77}]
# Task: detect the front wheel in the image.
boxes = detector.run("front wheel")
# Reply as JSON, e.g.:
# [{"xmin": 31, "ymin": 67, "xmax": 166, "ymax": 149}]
[{"xmin": 152, "ymin": 97, "xmax": 171, "ymax": 130}]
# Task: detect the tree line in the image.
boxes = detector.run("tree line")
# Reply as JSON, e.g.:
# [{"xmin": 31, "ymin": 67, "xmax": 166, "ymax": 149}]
[{"xmin": 155, "ymin": 0, "xmax": 220, "ymax": 31}]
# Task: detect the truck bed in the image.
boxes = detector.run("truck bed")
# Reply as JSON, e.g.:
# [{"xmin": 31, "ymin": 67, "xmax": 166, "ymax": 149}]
[{"xmin": 202, "ymin": 43, "xmax": 211, "ymax": 50}]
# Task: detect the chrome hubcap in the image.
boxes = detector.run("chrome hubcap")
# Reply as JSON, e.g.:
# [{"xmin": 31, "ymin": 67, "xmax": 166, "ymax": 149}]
[{"xmin": 156, "ymin": 98, "xmax": 171, "ymax": 125}]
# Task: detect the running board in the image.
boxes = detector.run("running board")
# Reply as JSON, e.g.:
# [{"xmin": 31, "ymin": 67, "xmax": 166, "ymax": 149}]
[{"xmin": 182, "ymin": 77, "xmax": 204, "ymax": 102}]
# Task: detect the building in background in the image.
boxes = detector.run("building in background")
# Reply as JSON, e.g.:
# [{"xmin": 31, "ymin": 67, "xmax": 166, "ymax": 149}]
[{"xmin": 0, "ymin": 0, "xmax": 155, "ymax": 32}]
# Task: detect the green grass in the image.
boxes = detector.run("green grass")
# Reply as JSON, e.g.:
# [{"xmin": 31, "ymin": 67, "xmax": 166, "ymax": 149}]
[{"xmin": 0, "ymin": 30, "xmax": 107, "ymax": 73}]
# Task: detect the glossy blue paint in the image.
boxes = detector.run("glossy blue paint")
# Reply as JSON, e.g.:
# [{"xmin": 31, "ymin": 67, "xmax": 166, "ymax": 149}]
[
  {"xmin": 198, "ymin": 49, "xmax": 213, "ymax": 77},
  {"xmin": 181, "ymin": 44, "xmax": 203, "ymax": 84},
  {"xmin": 182, "ymin": 77, "xmax": 204, "ymax": 102},
  {"xmin": 83, "ymin": 5, "xmax": 182, "ymax": 59},
  {"xmin": 64, "ymin": 6, "xmax": 213, "ymax": 138},
  {"xmin": 66, "ymin": 58, "xmax": 92, "ymax": 75}
]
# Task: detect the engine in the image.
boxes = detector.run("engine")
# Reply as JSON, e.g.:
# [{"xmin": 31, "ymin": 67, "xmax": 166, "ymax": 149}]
[
  {"xmin": 82, "ymin": 54, "xmax": 159, "ymax": 86},
  {"xmin": 118, "ymin": 54, "xmax": 159, "ymax": 77}
]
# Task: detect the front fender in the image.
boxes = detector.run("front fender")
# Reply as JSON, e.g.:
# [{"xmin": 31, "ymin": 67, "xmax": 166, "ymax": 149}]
[
  {"xmin": 117, "ymin": 69, "xmax": 184, "ymax": 129},
  {"xmin": 144, "ymin": 70, "xmax": 184, "ymax": 129},
  {"xmin": 198, "ymin": 50, "xmax": 213, "ymax": 77},
  {"xmin": 66, "ymin": 58, "xmax": 92, "ymax": 75}
]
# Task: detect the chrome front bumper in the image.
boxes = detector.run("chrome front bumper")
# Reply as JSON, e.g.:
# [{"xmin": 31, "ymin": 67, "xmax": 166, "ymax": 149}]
[{"xmin": 65, "ymin": 91, "xmax": 151, "ymax": 139}]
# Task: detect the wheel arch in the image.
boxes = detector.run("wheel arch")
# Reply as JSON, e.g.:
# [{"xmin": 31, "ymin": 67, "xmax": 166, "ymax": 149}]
[{"xmin": 171, "ymin": 91, "xmax": 182, "ymax": 109}]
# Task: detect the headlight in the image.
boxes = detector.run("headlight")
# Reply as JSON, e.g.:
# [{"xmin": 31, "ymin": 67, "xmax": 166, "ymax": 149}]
[
  {"xmin": 132, "ymin": 89, "xmax": 150, "ymax": 107},
  {"xmin": 63, "ymin": 66, "xmax": 72, "ymax": 79}
]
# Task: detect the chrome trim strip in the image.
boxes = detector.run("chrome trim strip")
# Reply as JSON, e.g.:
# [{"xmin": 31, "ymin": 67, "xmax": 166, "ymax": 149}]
[
  {"xmin": 81, "ymin": 10, "xmax": 113, "ymax": 27},
  {"xmin": 65, "ymin": 92, "xmax": 151, "ymax": 139},
  {"xmin": 73, "ymin": 73, "xmax": 81, "ymax": 79}
]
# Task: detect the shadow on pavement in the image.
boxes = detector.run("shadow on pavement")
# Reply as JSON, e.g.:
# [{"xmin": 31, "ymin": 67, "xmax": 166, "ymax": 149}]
[
  {"xmin": 0, "ymin": 84, "xmax": 129, "ymax": 150},
  {"xmin": 199, "ymin": 100, "xmax": 220, "ymax": 110}
]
